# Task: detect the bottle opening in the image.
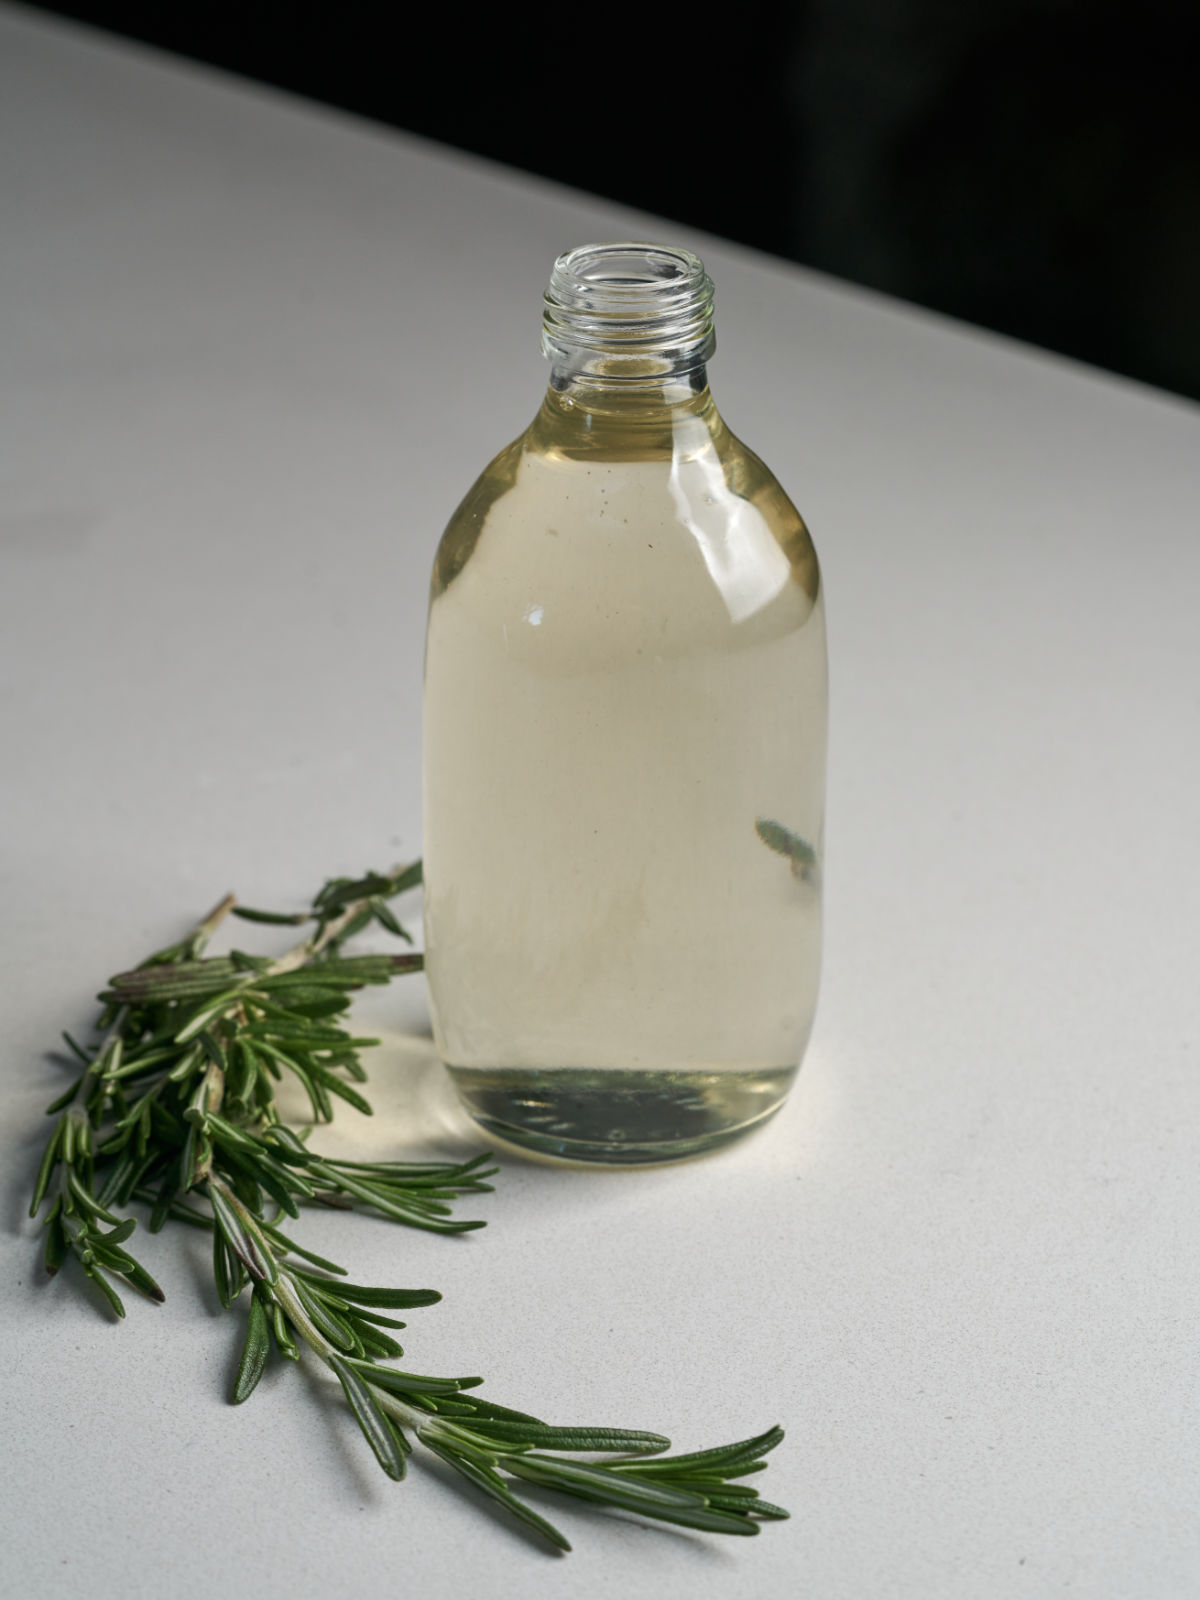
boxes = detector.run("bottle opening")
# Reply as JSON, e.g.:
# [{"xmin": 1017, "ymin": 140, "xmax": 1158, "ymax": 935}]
[{"xmin": 542, "ymin": 242, "xmax": 716, "ymax": 380}]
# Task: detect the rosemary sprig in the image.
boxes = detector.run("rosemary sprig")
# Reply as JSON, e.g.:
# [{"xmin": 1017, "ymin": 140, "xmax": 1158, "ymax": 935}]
[{"xmin": 28, "ymin": 863, "xmax": 788, "ymax": 1552}]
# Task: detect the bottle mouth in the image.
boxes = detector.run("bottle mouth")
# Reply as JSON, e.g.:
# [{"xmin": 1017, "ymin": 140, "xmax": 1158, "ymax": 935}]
[{"xmin": 542, "ymin": 242, "xmax": 716, "ymax": 379}]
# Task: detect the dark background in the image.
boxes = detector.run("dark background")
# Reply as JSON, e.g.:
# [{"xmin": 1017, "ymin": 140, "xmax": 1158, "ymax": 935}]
[{"xmin": 30, "ymin": 0, "xmax": 1200, "ymax": 402}]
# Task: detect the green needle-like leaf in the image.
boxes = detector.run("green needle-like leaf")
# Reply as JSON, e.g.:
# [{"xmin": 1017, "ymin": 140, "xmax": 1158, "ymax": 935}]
[
  {"xmin": 45, "ymin": 1076, "xmax": 84, "ymax": 1114},
  {"xmin": 311, "ymin": 1281, "xmax": 441, "ymax": 1310},
  {"xmin": 231, "ymin": 906, "xmax": 312, "ymax": 926},
  {"xmin": 44, "ymin": 1210, "xmax": 69, "ymax": 1275},
  {"xmin": 616, "ymin": 1425, "xmax": 786, "ymax": 1475},
  {"xmin": 505, "ymin": 1456, "xmax": 761, "ymax": 1536},
  {"xmin": 453, "ymin": 1421, "xmax": 669, "ymax": 1452},
  {"xmin": 29, "ymin": 1123, "xmax": 63, "ymax": 1217},
  {"xmin": 329, "ymin": 1355, "xmax": 407, "ymax": 1480},
  {"xmin": 81, "ymin": 1263, "xmax": 127, "ymax": 1320},
  {"xmin": 423, "ymin": 1435, "xmax": 572, "ymax": 1552},
  {"xmin": 345, "ymin": 1361, "xmax": 480, "ymax": 1398},
  {"xmin": 233, "ymin": 1291, "xmax": 272, "ymax": 1403}
]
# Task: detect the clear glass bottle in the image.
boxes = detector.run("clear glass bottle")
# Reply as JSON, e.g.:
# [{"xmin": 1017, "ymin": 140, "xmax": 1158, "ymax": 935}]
[{"xmin": 422, "ymin": 243, "xmax": 826, "ymax": 1164}]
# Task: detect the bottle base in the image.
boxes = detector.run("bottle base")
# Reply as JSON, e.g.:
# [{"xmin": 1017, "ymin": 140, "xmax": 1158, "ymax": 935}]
[{"xmin": 444, "ymin": 1064, "xmax": 797, "ymax": 1166}]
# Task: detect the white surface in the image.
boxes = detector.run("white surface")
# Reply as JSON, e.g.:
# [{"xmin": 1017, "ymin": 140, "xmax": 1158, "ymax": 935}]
[{"xmin": 2, "ymin": 7, "xmax": 1199, "ymax": 1598}]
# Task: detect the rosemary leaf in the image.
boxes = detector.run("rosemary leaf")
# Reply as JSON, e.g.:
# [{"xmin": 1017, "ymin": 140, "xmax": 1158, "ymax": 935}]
[
  {"xmin": 233, "ymin": 1291, "xmax": 273, "ymax": 1403},
  {"xmin": 329, "ymin": 1355, "xmax": 407, "ymax": 1480}
]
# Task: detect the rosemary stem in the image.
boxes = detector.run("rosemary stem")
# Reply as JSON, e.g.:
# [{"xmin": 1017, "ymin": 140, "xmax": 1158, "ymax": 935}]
[
  {"xmin": 266, "ymin": 894, "xmax": 387, "ymax": 975},
  {"xmin": 194, "ymin": 892, "xmax": 238, "ymax": 951},
  {"xmin": 372, "ymin": 1386, "xmax": 441, "ymax": 1435},
  {"xmin": 271, "ymin": 1272, "xmax": 336, "ymax": 1359}
]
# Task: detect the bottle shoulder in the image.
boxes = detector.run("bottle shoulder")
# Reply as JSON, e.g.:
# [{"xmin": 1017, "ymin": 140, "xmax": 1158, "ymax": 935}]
[
  {"xmin": 431, "ymin": 432, "xmax": 525, "ymax": 601},
  {"xmin": 429, "ymin": 422, "xmax": 823, "ymax": 676},
  {"xmin": 433, "ymin": 405, "xmax": 819, "ymax": 611},
  {"xmin": 712, "ymin": 421, "xmax": 821, "ymax": 607}
]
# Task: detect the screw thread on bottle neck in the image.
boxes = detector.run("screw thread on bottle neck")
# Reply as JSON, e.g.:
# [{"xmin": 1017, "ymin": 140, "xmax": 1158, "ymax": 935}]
[{"xmin": 542, "ymin": 243, "xmax": 716, "ymax": 389}]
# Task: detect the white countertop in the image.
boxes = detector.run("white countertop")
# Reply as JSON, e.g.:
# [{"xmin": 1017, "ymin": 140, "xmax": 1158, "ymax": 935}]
[{"xmin": 2, "ymin": 7, "xmax": 1198, "ymax": 1598}]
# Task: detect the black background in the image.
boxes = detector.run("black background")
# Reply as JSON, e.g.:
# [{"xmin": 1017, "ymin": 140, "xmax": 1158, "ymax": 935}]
[{"xmin": 30, "ymin": 0, "xmax": 1200, "ymax": 402}]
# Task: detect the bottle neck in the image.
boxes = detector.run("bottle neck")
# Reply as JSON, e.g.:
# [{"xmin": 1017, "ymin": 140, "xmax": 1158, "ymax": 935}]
[
  {"xmin": 540, "ymin": 242, "xmax": 716, "ymax": 420},
  {"xmin": 544, "ymin": 363, "xmax": 713, "ymax": 424}
]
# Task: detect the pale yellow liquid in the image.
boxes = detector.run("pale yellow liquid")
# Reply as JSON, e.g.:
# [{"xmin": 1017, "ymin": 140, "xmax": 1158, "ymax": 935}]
[{"xmin": 423, "ymin": 388, "xmax": 826, "ymax": 1162}]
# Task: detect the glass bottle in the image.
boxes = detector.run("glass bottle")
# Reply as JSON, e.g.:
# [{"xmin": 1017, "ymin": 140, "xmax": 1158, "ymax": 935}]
[{"xmin": 422, "ymin": 243, "xmax": 827, "ymax": 1164}]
